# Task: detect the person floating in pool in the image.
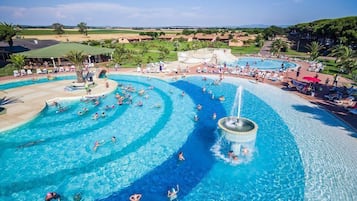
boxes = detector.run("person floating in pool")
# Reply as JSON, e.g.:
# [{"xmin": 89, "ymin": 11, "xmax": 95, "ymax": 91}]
[
  {"xmin": 212, "ymin": 112, "xmax": 217, "ymax": 120},
  {"xmin": 45, "ymin": 192, "xmax": 61, "ymax": 201},
  {"xmin": 242, "ymin": 147, "xmax": 249, "ymax": 155},
  {"xmin": 178, "ymin": 151, "xmax": 185, "ymax": 161},
  {"xmin": 111, "ymin": 136, "xmax": 116, "ymax": 143},
  {"xmin": 194, "ymin": 114, "xmax": 199, "ymax": 122},
  {"xmin": 218, "ymin": 95, "xmax": 225, "ymax": 102},
  {"xmin": 228, "ymin": 150, "xmax": 238, "ymax": 161},
  {"xmin": 196, "ymin": 104, "xmax": 202, "ymax": 110},
  {"xmin": 73, "ymin": 192, "xmax": 82, "ymax": 201},
  {"xmin": 136, "ymin": 101, "xmax": 143, "ymax": 107},
  {"xmin": 93, "ymin": 141, "xmax": 101, "ymax": 152},
  {"xmin": 167, "ymin": 185, "xmax": 179, "ymax": 201},
  {"xmin": 92, "ymin": 112, "xmax": 99, "ymax": 120},
  {"xmin": 129, "ymin": 193, "xmax": 142, "ymax": 201}
]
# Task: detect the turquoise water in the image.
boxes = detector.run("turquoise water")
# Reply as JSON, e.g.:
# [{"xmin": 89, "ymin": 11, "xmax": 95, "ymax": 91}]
[
  {"xmin": 230, "ymin": 57, "xmax": 296, "ymax": 70},
  {"xmin": 0, "ymin": 75, "xmax": 76, "ymax": 90},
  {"xmin": 0, "ymin": 75, "xmax": 304, "ymax": 200}
]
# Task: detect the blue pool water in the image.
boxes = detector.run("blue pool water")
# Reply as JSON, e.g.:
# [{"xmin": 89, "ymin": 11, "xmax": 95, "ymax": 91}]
[
  {"xmin": 0, "ymin": 75, "xmax": 305, "ymax": 200},
  {"xmin": 0, "ymin": 75, "xmax": 76, "ymax": 90},
  {"xmin": 230, "ymin": 57, "xmax": 296, "ymax": 70}
]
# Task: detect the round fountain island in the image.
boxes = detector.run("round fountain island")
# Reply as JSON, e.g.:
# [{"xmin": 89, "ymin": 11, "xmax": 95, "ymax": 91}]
[{"xmin": 218, "ymin": 116, "xmax": 258, "ymax": 156}]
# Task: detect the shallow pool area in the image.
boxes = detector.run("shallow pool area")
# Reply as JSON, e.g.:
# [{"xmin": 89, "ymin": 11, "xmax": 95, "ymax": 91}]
[
  {"xmin": 230, "ymin": 57, "xmax": 297, "ymax": 70},
  {"xmin": 0, "ymin": 74, "xmax": 356, "ymax": 201}
]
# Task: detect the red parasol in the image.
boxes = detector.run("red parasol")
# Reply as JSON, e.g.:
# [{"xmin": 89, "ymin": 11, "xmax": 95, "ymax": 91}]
[{"xmin": 303, "ymin": 76, "xmax": 321, "ymax": 83}]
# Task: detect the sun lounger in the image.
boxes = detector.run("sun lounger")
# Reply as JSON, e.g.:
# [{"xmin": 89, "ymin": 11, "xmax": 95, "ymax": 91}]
[
  {"xmin": 13, "ymin": 70, "xmax": 20, "ymax": 77},
  {"xmin": 196, "ymin": 67, "xmax": 202, "ymax": 73},
  {"xmin": 20, "ymin": 69, "xmax": 27, "ymax": 76},
  {"xmin": 36, "ymin": 68, "xmax": 43, "ymax": 74}
]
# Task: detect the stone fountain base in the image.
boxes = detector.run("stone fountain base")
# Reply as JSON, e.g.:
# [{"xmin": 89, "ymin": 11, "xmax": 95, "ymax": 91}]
[{"xmin": 218, "ymin": 116, "xmax": 258, "ymax": 143}]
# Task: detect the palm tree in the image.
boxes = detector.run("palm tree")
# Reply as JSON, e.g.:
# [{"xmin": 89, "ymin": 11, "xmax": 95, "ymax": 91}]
[
  {"xmin": 66, "ymin": 50, "xmax": 86, "ymax": 83},
  {"xmin": 329, "ymin": 45, "xmax": 349, "ymax": 63},
  {"xmin": 0, "ymin": 22, "xmax": 18, "ymax": 46},
  {"xmin": 270, "ymin": 39, "xmax": 288, "ymax": 56},
  {"xmin": 8, "ymin": 54, "xmax": 26, "ymax": 70},
  {"xmin": 306, "ymin": 41, "xmax": 324, "ymax": 61},
  {"xmin": 0, "ymin": 96, "xmax": 23, "ymax": 114},
  {"xmin": 77, "ymin": 22, "xmax": 88, "ymax": 36},
  {"xmin": 329, "ymin": 45, "xmax": 356, "ymax": 74}
]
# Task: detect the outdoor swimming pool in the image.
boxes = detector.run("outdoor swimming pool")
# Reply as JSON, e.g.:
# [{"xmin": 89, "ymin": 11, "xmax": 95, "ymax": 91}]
[
  {"xmin": 0, "ymin": 74, "xmax": 356, "ymax": 201},
  {"xmin": 230, "ymin": 57, "xmax": 297, "ymax": 70},
  {"xmin": 0, "ymin": 75, "xmax": 76, "ymax": 90}
]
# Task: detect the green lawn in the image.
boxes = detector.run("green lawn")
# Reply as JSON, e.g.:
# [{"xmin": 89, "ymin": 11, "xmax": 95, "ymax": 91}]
[{"xmin": 230, "ymin": 45, "xmax": 260, "ymax": 55}]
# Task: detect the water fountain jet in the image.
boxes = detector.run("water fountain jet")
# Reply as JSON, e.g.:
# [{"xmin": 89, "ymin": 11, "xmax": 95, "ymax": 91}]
[{"xmin": 217, "ymin": 86, "xmax": 258, "ymax": 159}]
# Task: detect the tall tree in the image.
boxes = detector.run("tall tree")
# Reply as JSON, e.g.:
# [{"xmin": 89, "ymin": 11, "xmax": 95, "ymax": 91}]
[
  {"xmin": 173, "ymin": 41, "xmax": 180, "ymax": 51},
  {"xmin": 78, "ymin": 22, "xmax": 88, "ymax": 36},
  {"xmin": 52, "ymin": 23, "xmax": 65, "ymax": 35},
  {"xmin": 305, "ymin": 41, "xmax": 323, "ymax": 61},
  {"xmin": 255, "ymin": 34, "xmax": 265, "ymax": 47},
  {"xmin": 112, "ymin": 45, "xmax": 131, "ymax": 65},
  {"xmin": 0, "ymin": 22, "xmax": 18, "ymax": 46},
  {"xmin": 66, "ymin": 50, "xmax": 86, "ymax": 83}
]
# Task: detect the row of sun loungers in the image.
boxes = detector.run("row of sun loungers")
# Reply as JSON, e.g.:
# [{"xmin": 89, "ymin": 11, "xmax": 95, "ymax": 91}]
[
  {"xmin": 13, "ymin": 69, "xmax": 32, "ymax": 77},
  {"xmin": 13, "ymin": 66, "xmax": 76, "ymax": 77}
]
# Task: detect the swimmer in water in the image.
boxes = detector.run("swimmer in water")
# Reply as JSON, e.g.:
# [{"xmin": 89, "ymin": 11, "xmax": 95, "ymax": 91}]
[
  {"xmin": 93, "ymin": 141, "xmax": 101, "ymax": 152},
  {"xmin": 167, "ymin": 185, "xmax": 179, "ymax": 201},
  {"xmin": 111, "ymin": 136, "xmax": 116, "ymax": 143},
  {"xmin": 45, "ymin": 192, "xmax": 61, "ymax": 201},
  {"xmin": 194, "ymin": 114, "xmax": 199, "ymax": 122},
  {"xmin": 178, "ymin": 151, "xmax": 185, "ymax": 161},
  {"xmin": 212, "ymin": 112, "xmax": 217, "ymax": 120},
  {"xmin": 129, "ymin": 193, "xmax": 142, "ymax": 201}
]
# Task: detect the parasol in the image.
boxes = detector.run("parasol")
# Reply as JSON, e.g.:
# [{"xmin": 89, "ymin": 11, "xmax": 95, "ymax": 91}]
[{"xmin": 303, "ymin": 76, "xmax": 321, "ymax": 83}]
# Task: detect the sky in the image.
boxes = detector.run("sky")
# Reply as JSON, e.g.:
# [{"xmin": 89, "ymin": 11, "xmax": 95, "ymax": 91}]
[{"xmin": 1, "ymin": 0, "xmax": 356, "ymax": 27}]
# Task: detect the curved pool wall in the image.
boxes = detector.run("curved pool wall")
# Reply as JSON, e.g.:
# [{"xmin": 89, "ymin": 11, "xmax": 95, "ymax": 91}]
[
  {"xmin": 228, "ymin": 57, "xmax": 297, "ymax": 70},
  {"xmin": 0, "ymin": 74, "xmax": 356, "ymax": 200}
]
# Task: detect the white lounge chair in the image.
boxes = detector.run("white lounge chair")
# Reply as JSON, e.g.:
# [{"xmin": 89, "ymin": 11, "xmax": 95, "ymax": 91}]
[
  {"xmin": 27, "ymin": 69, "xmax": 33, "ymax": 75},
  {"xmin": 13, "ymin": 70, "xmax": 20, "ymax": 77},
  {"xmin": 36, "ymin": 68, "xmax": 43, "ymax": 74},
  {"xmin": 20, "ymin": 69, "xmax": 27, "ymax": 76}
]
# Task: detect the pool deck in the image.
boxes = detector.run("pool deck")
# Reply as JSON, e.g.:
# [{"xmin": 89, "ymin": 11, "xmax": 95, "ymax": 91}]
[
  {"xmin": 0, "ymin": 78, "xmax": 118, "ymax": 132},
  {"xmin": 0, "ymin": 58, "xmax": 356, "ymax": 133}
]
